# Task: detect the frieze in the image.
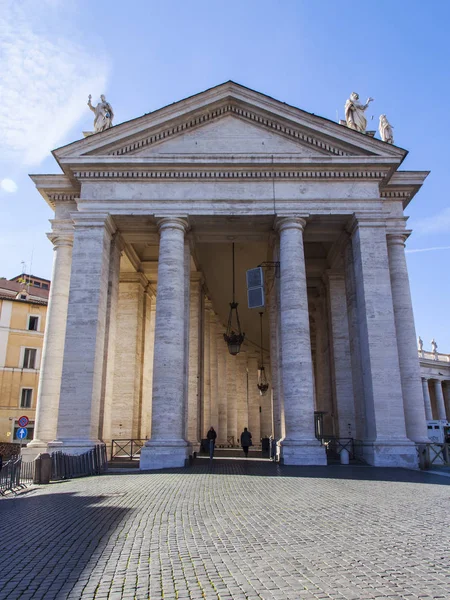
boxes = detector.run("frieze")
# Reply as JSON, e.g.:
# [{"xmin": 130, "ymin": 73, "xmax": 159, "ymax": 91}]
[{"xmin": 73, "ymin": 169, "xmax": 386, "ymax": 181}]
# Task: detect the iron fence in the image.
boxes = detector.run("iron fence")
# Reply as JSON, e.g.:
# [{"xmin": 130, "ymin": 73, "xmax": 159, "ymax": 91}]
[
  {"xmin": 417, "ymin": 443, "xmax": 450, "ymax": 469},
  {"xmin": 52, "ymin": 444, "xmax": 107, "ymax": 480},
  {"xmin": 0, "ymin": 457, "xmax": 35, "ymax": 496},
  {"xmin": 322, "ymin": 437, "xmax": 355, "ymax": 460},
  {"xmin": 111, "ymin": 439, "xmax": 146, "ymax": 461}
]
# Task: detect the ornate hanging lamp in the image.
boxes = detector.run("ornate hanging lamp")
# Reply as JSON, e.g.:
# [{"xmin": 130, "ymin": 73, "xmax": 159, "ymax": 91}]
[
  {"xmin": 257, "ymin": 311, "xmax": 269, "ymax": 395},
  {"xmin": 223, "ymin": 243, "xmax": 245, "ymax": 355}
]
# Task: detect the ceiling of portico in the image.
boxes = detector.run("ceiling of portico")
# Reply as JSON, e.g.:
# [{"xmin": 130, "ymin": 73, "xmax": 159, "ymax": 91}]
[{"xmin": 115, "ymin": 214, "xmax": 348, "ymax": 356}]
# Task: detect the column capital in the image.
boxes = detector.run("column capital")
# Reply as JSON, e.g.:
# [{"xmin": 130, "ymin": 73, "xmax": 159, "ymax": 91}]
[
  {"xmin": 156, "ymin": 217, "xmax": 189, "ymax": 234},
  {"xmin": 119, "ymin": 272, "xmax": 148, "ymax": 287},
  {"xmin": 70, "ymin": 212, "xmax": 116, "ymax": 237},
  {"xmin": 386, "ymin": 230, "xmax": 412, "ymax": 247},
  {"xmin": 323, "ymin": 269, "xmax": 345, "ymax": 283},
  {"xmin": 47, "ymin": 219, "xmax": 74, "ymax": 247},
  {"xmin": 190, "ymin": 272, "xmax": 204, "ymax": 284},
  {"xmin": 421, "ymin": 376, "xmax": 430, "ymax": 382},
  {"xmin": 275, "ymin": 216, "xmax": 308, "ymax": 233}
]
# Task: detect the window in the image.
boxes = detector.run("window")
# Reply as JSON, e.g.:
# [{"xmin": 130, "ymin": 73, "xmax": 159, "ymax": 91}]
[
  {"xmin": 20, "ymin": 388, "xmax": 33, "ymax": 408},
  {"xmin": 23, "ymin": 348, "xmax": 37, "ymax": 369},
  {"xmin": 33, "ymin": 281, "xmax": 41, "ymax": 288},
  {"xmin": 42, "ymin": 283, "xmax": 49, "ymax": 290},
  {"xmin": 28, "ymin": 316, "xmax": 39, "ymax": 331}
]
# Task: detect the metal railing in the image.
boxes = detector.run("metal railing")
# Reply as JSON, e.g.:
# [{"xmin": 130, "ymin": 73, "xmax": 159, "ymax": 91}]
[
  {"xmin": 0, "ymin": 457, "xmax": 35, "ymax": 496},
  {"xmin": 322, "ymin": 437, "xmax": 355, "ymax": 460},
  {"xmin": 52, "ymin": 445, "xmax": 107, "ymax": 480},
  {"xmin": 111, "ymin": 439, "xmax": 146, "ymax": 461},
  {"xmin": 417, "ymin": 443, "xmax": 450, "ymax": 469}
]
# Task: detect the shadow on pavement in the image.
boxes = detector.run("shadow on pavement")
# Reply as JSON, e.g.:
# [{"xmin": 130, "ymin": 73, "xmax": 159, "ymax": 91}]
[
  {"xmin": 0, "ymin": 489, "xmax": 131, "ymax": 599},
  {"xmin": 116, "ymin": 458, "xmax": 450, "ymax": 485}
]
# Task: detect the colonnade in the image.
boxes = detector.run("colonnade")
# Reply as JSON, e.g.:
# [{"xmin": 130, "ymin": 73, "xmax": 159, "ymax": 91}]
[
  {"xmin": 421, "ymin": 378, "xmax": 450, "ymax": 421},
  {"xmin": 27, "ymin": 213, "xmax": 431, "ymax": 469}
]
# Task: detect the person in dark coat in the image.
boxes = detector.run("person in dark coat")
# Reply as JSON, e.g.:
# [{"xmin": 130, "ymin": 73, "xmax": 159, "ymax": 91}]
[
  {"xmin": 240, "ymin": 427, "xmax": 252, "ymax": 458},
  {"xmin": 207, "ymin": 427, "xmax": 217, "ymax": 460}
]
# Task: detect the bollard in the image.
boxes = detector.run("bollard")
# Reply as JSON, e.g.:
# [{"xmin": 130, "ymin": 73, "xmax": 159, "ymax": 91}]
[
  {"xmin": 33, "ymin": 454, "xmax": 42, "ymax": 484},
  {"xmin": 34, "ymin": 453, "xmax": 52, "ymax": 484},
  {"xmin": 340, "ymin": 448, "xmax": 350, "ymax": 465}
]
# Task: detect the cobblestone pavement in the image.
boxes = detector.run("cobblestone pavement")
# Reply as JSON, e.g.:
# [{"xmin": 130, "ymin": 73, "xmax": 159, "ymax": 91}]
[{"xmin": 1, "ymin": 459, "xmax": 449, "ymax": 600}]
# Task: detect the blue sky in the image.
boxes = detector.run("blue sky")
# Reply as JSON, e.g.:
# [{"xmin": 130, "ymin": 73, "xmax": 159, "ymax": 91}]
[{"xmin": 1, "ymin": 0, "xmax": 449, "ymax": 349}]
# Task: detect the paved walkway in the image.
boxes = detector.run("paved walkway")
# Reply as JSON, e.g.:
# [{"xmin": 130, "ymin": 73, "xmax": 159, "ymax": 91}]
[{"xmin": 1, "ymin": 460, "xmax": 449, "ymax": 600}]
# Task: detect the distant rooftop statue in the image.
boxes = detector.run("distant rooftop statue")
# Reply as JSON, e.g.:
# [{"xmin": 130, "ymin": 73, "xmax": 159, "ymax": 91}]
[
  {"xmin": 431, "ymin": 339, "xmax": 438, "ymax": 353},
  {"xmin": 418, "ymin": 336, "xmax": 423, "ymax": 352},
  {"xmin": 88, "ymin": 94, "xmax": 114, "ymax": 133},
  {"xmin": 379, "ymin": 114, "xmax": 394, "ymax": 144},
  {"xmin": 344, "ymin": 92, "xmax": 373, "ymax": 134}
]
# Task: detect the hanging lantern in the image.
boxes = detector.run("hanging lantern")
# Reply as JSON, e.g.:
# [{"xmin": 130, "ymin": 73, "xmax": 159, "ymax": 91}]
[
  {"xmin": 223, "ymin": 243, "xmax": 245, "ymax": 355},
  {"xmin": 257, "ymin": 311, "xmax": 269, "ymax": 395}
]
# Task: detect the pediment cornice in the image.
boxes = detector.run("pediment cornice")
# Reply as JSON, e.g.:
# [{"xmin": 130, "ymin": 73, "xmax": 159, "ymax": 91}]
[{"xmin": 53, "ymin": 82, "xmax": 407, "ymax": 166}]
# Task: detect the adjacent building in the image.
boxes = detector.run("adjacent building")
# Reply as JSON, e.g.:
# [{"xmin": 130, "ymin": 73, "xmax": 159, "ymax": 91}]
[{"xmin": 0, "ymin": 277, "xmax": 49, "ymax": 444}]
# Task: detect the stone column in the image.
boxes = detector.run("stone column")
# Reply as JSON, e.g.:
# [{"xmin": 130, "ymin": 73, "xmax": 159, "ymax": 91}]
[
  {"xmin": 268, "ymin": 268, "xmax": 282, "ymax": 440},
  {"xmin": 325, "ymin": 271, "xmax": 356, "ymax": 439},
  {"xmin": 209, "ymin": 311, "xmax": 219, "ymax": 434},
  {"xmin": 422, "ymin": 378, "xmax": 432, "ymax": 420},
  {"xmin": 202, "ymin": 300, "xmax": 212, "ymax": 438},
  {"xmin": 110, "ymin": 273, "xmax": 147, "ymax": 440},
  {"xmin": 140, "ymin": 217, "xmax": 189, "ymax": 469},
  {"xmin": 49, "ymin": 213, "xmax": 115, "ymax": 454},
  {"xmin": 314, "ymin": 292, "xmax": 334, "ymax": 435},
  {"xmin": 141, "ymin": 290, "xmax": 156, "ymax": 439},
  {"xmin": 236, "ymin": 352, "xmax": 248, "ymax": 441},
  {"xmin": 26, "ymin": 220, "xmax": 74, "ymax": 453},
  {"xmin": 247, "ymin": 353, "xmax": 261, "ymax": 447},
  {"xmin": 350, "ymin": 218, "xmax": 415, "ymax": 467},
  {"xmin": 444, "ymin": 383, "xmax": 450, "ymax": 420},
  {"xmin": 344, "ymin": 237, "xmax": 366, "ymax": 442},
  {"xmin": 187, "ymin": 273, "xmax": 202, "ymax": 452},
  {"xmin": 434, "ymin": 380, "xmax": 447, "ymax": 420},
  {"xmin": 276, "ymin": 217, "xmax": 326, "ymax": 465},
  {"xmin": 217, "ymin": 321, "xmax": 228, "ymax": 444},
  {"xmin": 226, "ymin": 353, "xmax": 238, "ymax": 445},
  {"xmin": 387, "ymin": 232, "xmax": 428, "ymax": 442},
  {"xmin": 99, "ymin": 234, "xmax": 122, "ymax": 445}
]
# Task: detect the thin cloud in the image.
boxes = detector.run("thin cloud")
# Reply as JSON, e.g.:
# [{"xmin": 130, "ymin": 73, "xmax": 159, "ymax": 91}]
[
  {"xmin": 0, "ymin": 1, "xmax": 110, "ymax": 166},
  {"xmin": 406, "ymin": 246, "xmax": 450, "ymax": 254},
  {"xmin": 0, "ymin": 179, "xmax": 18, "ymax": 193},
  {"xmin": 412, "ymin": 207, "xmax": 450, "ymax": 235}
]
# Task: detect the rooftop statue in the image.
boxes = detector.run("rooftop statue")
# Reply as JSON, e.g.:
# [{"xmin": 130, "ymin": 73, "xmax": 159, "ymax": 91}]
[
  {"xmin": 431, "ymin": 339, "xmax": 438, "ymax": 353},
  {"xmin": 88, "ymin": 94, "xmax": 114, "ymax": 133},
  {"xmin": 379, "ymin": 114, "xmax": 394, "ymax": 144},
  {"xmin": 344, "ymin": 92, "xmax": 373, "ymax": 133},
  {"xmin": 418, "ymin": 336, "xmax": 423, "ymax": 352}
]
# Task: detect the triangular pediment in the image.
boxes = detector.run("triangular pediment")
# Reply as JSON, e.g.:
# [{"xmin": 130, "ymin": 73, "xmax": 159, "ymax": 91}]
[
  {"xmin": 128, "ymin": 114, "xmax": 322, "ymax": 156},
  {"xmin": 54, "ymin": 81, "xmax": 407, "ymax": 165}
]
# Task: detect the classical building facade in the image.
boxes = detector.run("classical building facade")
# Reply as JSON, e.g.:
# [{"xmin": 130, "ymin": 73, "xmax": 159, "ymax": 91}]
[
  {"xmin": 419, "ymin": 343, "xmax": 450, "ymax": 424},
  {"xmin": 26, "ymin": 82, "xmax": 432, "ymax": 469},
  {"xmin": 0, "ymin": 276, "xmax": 49, "ymax": 443}
]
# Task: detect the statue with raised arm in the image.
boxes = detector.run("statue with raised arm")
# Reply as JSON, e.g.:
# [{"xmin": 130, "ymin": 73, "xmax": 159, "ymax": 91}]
[
  {"xmin": 418, "ymin": 336, "xmax": 423, "ymax": 352},
  {"xmin": 379, "ymin": 114, "xmax": 394, "ymax": 144},
  {"xmin": 431, "ymin": 338, "xmax": 438, "ymax": 354},
  {"xmin": 87, "ymin": 94, "xmax": 114, "ymax": 133},
  {"xmin": 344, "ymin": 92, "xmax": 374, "ymax": 133}
]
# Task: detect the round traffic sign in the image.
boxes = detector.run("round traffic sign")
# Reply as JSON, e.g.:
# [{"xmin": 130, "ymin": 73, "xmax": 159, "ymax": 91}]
[
  {"xmin": 16, "ymin": 427, "xmax": 28, "ymax": 440},
  {"xmin": 18, "ymin": 415, "xmax": 29, "ymax": 427}
]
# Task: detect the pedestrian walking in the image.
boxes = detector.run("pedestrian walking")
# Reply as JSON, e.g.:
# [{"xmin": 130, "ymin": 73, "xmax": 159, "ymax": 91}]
[
  {"xmin": 207, "ymin": 426, "xmax": 217, "ymax": 460},
  {"xmin": 240, "ymin": 427, "xmax": 252, "ymax": 458}
]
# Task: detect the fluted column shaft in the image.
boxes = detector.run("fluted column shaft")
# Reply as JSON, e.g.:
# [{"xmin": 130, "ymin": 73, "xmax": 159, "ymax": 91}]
[
  {"xmin": 187, "ymin": 274, "xmax": 202, "ymax": 448},
  {"xmin": 29, "ymin": 221, "xmax": 73, "ymax": 448},
  {"xmin": 421, "ymin": 378, "xmax": 432, "ymax": 420},
  {"xmin": 387, "ymin": 232, "xmax": 428, "ymax": 442},
  {"xmin": 268, "ymin": 268, "xmax": 282, "ymax": 440},
  {"xmin": 202, "ymin": 302, "xmax": 212, "ymax": 437}
]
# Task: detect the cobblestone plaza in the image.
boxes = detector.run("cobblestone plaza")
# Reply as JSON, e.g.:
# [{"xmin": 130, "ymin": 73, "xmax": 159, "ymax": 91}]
[{"xmin": 1, "ymin": 461, "xmax": 449, "ymax": 599}]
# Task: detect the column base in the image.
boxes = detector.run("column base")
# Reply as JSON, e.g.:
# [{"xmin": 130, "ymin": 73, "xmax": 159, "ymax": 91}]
[
  {"xmin": 358, "ymin": 440, "xmax": 418, "ymax": 469},
  {"xmin": 140, "ymin": 441, "xmax": 188, "ymax": 470},
  {"xmin": 187, "ymin": 442, "xmax": 201, "ymax": 457},
  {"xmin": 279, "ymin": 439, "xmax": 327, "ymax": 466},
  {"xmin": 47, "ymin": 438, "xmax": 102, "ymax": 456},
  {"xmin": 22, "ymin": 441, "xmax": 50, "ymax": 462}
]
